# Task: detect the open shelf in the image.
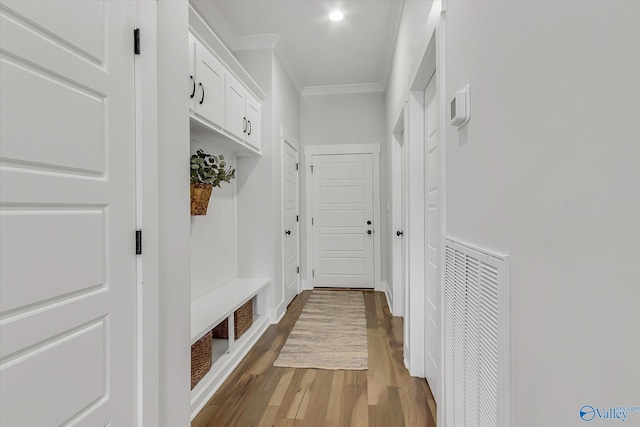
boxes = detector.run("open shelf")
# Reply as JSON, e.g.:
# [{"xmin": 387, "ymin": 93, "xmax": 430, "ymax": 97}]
[{"xmin": 190, "ymin": 114, "xmax": 260, "ymax": 157}]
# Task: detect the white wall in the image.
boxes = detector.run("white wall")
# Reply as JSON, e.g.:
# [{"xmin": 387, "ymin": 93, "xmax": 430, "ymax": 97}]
[
  {"xmin": 157, "ymin": 1, "xmax": 191, "ymax": 425},
  {"xmin": 234, "ymin": 48, "xmax": 274, "ymax": 285},
  {"xmin": 271, "ymin": 53, "xmax": 301, "ymax": 312},
  {"xmin": 444, "ymin": 1, "xmax": 640, "ymax": 426},
  {"xmin": 190, "ymin": 142, "xmax": 236, "ymax": 299},
  {"xmin": 302, "ymin": 92, "xmax": 386, "ymax": 146},
  {"xmin": 301, "ymin": 92, "xmax": 388, "ymax": 287},
  {"xmin": 235, "ymin": 48, "xmax": 301, "ymax": 320}
]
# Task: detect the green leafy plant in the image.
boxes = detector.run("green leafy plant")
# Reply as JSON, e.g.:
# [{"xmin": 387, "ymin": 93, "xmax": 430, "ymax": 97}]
[{"xmin": 190, "ymin": 149, "xmax": 236, "ymax": 187}]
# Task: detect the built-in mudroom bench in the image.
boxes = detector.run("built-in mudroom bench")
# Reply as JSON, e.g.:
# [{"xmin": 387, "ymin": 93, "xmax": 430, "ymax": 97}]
[
  {"xmin": 190, "ymin": 279, "xmax": 271, "ymax": 417},
  {"xmin": 188, "ymin": 5, "xmax": 271, "ymax": 420}
]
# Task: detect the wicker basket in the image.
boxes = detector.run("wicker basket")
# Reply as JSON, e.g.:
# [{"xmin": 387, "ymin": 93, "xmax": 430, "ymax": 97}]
[
  {"xmin": 190, "ymin": 183, "xmax": 213, "ymax": 216},
  {"xmin": 191, "ymin": 331, "xmax": 212, "ymax": 390},
  {"xmin": 212, "ymin": 299, "xmax": 253, "ymax": 339}
]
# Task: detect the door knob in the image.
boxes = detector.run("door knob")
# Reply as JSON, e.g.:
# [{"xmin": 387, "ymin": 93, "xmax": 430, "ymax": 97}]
[
  {"xmin": 285, "ymin": 230, "xmax": 291, "ymax": 235},
  {"xmin": 367, "ymin": 220, "xmax": 372, "ymax": 225},
  {"xmin": 396, "ymin": 230, "xmax": 404, "ymax": 237},
  {"xmin": 367, "ymin": 230, "xmax": 372, "ymax": 235}
]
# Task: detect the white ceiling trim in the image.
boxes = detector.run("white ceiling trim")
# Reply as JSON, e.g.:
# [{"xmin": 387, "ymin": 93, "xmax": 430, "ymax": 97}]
[
  {"xmin": 302, "ymin": 83, "xmax": 385, "ymax": 97},
  {"xmin": 235, "ymin": 34, "xmax": 281, "ymax": 51}
]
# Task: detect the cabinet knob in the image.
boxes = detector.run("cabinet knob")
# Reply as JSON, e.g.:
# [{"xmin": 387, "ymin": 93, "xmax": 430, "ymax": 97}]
[
  {"xmin": 243, "ymin": 117, "xmax": 247, "ymax": 133},
  {"xmin": 190, "ymin": 76, "xmax": 195, "ymax": 98},
  {"xmin": 199, "ymin": 83, "xmax": 204, "ymax": 104},
  {"xmin": 247, "ymin": 120, "xmax": 251, "ymax": 136}
]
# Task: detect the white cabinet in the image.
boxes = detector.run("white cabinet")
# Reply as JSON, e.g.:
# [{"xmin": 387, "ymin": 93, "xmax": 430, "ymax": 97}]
[
  {"xmin": 245, "ymin": 94, "xmax": 261, "ymax": 151},
  {"xmin": 190, "ymin": 34, "xmax": 225, "ymax": 128},
  {"xmin": 224, "ymin": 73, "xmax": 246, "ymax": 140},
  {"xmin": 225, "ymin": 75, "xmax": 262, "ymax": 151},
  {"xmin": 189, "ymin": 32, "xmax": 263, "ymax": 155}
]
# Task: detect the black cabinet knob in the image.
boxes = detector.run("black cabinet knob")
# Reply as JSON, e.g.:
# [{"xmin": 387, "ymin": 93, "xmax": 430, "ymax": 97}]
[
  {"xmin": 190, "ymin": 76, "xmax": 196, "ymax": 98},
  {"xmin": 397, "ymin": 230, "xmax": 404, "ymax": 237},
  {"xmin": 199, "ymin": 83, "xmax": 204, "ymax": 104}
]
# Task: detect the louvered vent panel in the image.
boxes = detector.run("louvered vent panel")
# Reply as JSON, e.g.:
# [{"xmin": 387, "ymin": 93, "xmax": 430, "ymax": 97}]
[{"xmin": 444, "ymin": 239, "xmax": 510, "ymax": 427}]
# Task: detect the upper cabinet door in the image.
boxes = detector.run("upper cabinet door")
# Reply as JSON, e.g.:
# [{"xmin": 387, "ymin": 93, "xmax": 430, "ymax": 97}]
[
  {"xmin": 188, "ymin": 33, "xmax": 197, "ymax": 111},
  {"xmin": 194, "ymin": 39, "xmax": 225, "ymax": 128},
  {"xmin": 245, "ymin": 94, "xmax": 261, "ymax": 151},
  {"xmin": 225, "ymin": 73, "xmax": 246, "ymax": 140}
]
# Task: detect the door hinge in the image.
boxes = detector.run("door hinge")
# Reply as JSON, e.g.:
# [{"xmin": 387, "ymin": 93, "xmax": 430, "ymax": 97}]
[
  {"xmin": 312, "ymin": 217, "xmax": 314, "ymax": 226},
  {"xmin": 297, "ymin": 266, "xmax": 300, "ymax": 274},
  {"xmin": 135, "ymin": 229, "xmax": 142, "ymax": 255},
  {"xmin": 312, "ymin": 269, "xmax": 315, "ymax": 277},
  {"xmin": 310, "ymin": 165, "xmax": 314, "ymax": 173},
  {"xmin": 296, "ymin": 162, "xmax": 299, "ymax": 171},
  {"xmin": 296, "ymin": 215, "xmax": 299, "ymax": 222},
  {"xmin": 134, "ymin": 28, "xmax": 140, "ymax": 54}
]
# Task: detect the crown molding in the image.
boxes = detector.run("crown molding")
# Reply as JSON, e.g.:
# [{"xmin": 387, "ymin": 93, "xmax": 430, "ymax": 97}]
[
  {"xmin": 301, "ymin": 83, "xmax": 385, "ymax": 97},
  {"xmin": 234, "ymin": 34, "xmax": 281, "ymax": 51}
]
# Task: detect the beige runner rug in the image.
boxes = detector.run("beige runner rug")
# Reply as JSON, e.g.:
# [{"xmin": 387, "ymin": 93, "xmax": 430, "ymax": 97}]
[{"xmin": 274, "ymin": 290, "xmax": 368, "ymax": 370}]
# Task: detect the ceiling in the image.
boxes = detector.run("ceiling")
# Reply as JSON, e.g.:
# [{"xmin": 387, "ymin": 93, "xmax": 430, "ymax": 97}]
[{"xmin": 193, "ymin": 0, "xmax": 403, "ymax": 94}]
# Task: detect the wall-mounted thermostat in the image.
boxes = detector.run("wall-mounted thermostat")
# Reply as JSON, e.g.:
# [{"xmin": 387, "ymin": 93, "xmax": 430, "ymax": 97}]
[{"xmin": 450, "ymin": 85, "xmax": 470, "ymax": 128}]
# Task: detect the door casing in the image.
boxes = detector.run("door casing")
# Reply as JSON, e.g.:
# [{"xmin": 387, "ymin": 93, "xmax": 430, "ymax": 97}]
[{"xmin": 281, "ymin": 126, "xmax": 300, "ymax": 306}]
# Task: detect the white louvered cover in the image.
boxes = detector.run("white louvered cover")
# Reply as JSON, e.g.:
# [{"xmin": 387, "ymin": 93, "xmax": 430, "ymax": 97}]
[{"xmin": 444, "ymin": 239, "xmax": 510, "ymax": 427}]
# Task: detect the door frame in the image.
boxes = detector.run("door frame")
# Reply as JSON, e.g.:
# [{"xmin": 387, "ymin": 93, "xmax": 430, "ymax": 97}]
[
  {"xmin": 391, "ymin": 106, "xmax": 408, "ymax": 318},
  {"xmin": 402, "ymin": 1, "xmax": 446, "ymax": 417},
  {"xmin": 304, "ymin": 144, "xmax": 382, "ymax": 291},
  {"xmin": 281, "ymin": 126, "xmax": 301, "ymax": 305}
]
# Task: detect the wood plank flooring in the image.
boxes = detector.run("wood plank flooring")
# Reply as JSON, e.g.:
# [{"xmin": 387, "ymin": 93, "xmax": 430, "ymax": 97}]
[{"xmin": 192, "ymin": 290, "xmax": 437, "ymax": 427}]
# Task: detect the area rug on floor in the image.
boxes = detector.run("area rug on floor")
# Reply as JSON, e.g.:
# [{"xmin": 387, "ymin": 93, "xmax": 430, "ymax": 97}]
[{"xmin": 274, "ymin": 290, "xmax": 368, "ymax": 370}]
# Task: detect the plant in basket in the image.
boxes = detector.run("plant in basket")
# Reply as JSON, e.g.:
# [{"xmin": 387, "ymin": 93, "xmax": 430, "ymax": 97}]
[{"xmin": 190, "ymin": 149, "xmax": 236, "ymax": 215}]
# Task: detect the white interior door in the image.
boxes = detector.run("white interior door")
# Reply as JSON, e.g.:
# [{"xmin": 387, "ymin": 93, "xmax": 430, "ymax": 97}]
[
  {"xmin": 424, "ymin": 73, "xmax": 441, "ymax": 402},
  {"xmin": 282, "ymin": 137, "xmax": 299, "ymax": 306},
  {"xmin": 312, "ymin": 154, "xmax": 374, "ymax": 288},
  {"xmin": 0, "ymin": 1, "xmax": 138, "ymax": 425}
]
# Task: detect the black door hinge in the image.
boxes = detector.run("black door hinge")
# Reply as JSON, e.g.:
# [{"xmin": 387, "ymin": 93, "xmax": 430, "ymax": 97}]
[
  {"xmin": 297, "ymin": 266, "xmax": 300, "ymax": 274},
  {"xmin": 312, "ymin": 269, "xmax": 315, "ymax": 277},
  {"xmin": 136, "ymin": 229, "xmax": 142, "ymax": 255},
  {"xmin": 310, "ymin": 165, "xmax": 314, "ymax": 173},
  {"xmin": 134, "ymin": 28, "xmax": 141, "ymax": 54},
  {"xmin": 296, "ymin": 162, "xmax": 299, "ymax": 171},
  {"xmin": 296, "ymin": 215, "xmax": 299, "ymax": 222},
  {"xmin": 312, "ymin": 217, "xmax": 314, "ymax": 225}
]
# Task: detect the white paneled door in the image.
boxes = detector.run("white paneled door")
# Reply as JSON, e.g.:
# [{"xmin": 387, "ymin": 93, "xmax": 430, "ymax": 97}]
[
  {"xmin": 282, "ymin": 136, "xmax": 299, "ymax": 306},
  {"xmin": 0, "ymin": 1, "xmax": 137, "ymax": 425},
  {"xmin": 424, "ymin": 73, "xmax": 441, "ymax": 403},
  {"xmin": 312, "ymin": 154, "xmax": 374, "ymax": 288}
]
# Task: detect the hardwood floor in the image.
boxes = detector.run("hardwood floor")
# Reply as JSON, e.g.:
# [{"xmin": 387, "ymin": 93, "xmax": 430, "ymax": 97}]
[{"xmin": 192, "ymin": 290, "xmax": 437, "ymax": 427}]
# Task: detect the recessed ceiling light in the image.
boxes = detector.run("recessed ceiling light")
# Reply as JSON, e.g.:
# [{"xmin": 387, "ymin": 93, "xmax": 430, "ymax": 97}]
[{"xmin": 329, "ymin": 11, "xmax": 344, "ymax": 22}]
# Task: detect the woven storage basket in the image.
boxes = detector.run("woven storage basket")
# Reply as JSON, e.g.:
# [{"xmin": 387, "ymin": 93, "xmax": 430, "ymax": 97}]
[
  {"xmin": 190, "ymin": 183, "xmax": 213, "ymax": 216},
  {"xmin": 191, "ymin": 330, "xmax": 212, "ymax": 390},
  {"xmin": 212, "ymin": 299, "xmax": 253, "ymax": 339}
]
